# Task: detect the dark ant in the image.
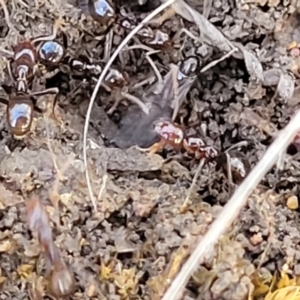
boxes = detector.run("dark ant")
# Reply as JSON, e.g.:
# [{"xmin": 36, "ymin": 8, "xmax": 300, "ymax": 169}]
[
  {"xmin": 26, "ymin": 197, "xmax": 75, "ymax": 297},
  {"xmin": 78, "ymin": 0, "xmax": 115, "ymax": 26},
  {"xmin": 69, "ymin": 55, "xmax": 129, "ymax": 89},
  {"xmin": 69, "ymin": 56, "xmax": 102, "ymax": 78},
  {"xmin": 68, "ymin": 55, "xmax": 135, "ymax": 114},
  {"xmin": 0, "ymin": 19, "xmax": 66, "ymax": 138},
  {"xmin": 118, "ymin": 18, "xmax": 173, "ymax": 51},
  {"xmin": 37, "ymin": 32, "xmax": 68, "ymax": 70}
]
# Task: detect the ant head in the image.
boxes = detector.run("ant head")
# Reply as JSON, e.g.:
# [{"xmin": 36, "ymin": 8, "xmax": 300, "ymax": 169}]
[{"xmin": 38, "ymin": 40, "xmax": 65, "ymax": 66}]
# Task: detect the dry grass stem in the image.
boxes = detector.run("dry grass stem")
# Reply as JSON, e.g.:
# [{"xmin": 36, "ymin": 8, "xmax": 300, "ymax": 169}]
[
  {"xmin": 44, "ymin": 117, "xmax": 74, "ymax": 208},
  {"xmin": 83, "ymin": 0, "xmax": 177, "ymax": 211},
  {"xmin": 162, "ymin": 109, "xmax": 300, "ymax": 300},
  {"xmin": 0, "ymin": 0, "xmax": 19, "ymax": 36},
  {"xmin": 44, "ymin": 117, "xmax": 64, "ymax": 182},
  {"xmin": 32, "ymin": 17, "xmax": 64, "ymax": 44},
  {"xmin": 120, "ymin": 91, "xmax": 150, "ymax": 114},
  {"xmin": 203, "ymin": 0, "xmax": 212, "ymax": 19},
  {"xmin": 97, "ymin": 174, "xmax": 108, "ymax": 201},
  {"xmin": 170, "ymin": 64, "xmax": 179, "ymax": 121},
  {"xmin": 0, "ymin": 49, "xmax": 13, "ymax": 56},
  {"xmin": 200, "ymin": 48, "xmax": 238, "ymax": 73},
  {"xmin": 131, "ymin": 76, "xmax": 156, "ymax": 90},
  {"xmin": 145, "ymin": 50, "xmax": 163, "ymax": 83},
  {"xmin": 181, "ymin": 158, "xmax": 205, "ymax": 208},
  {"xmin": 125, "ymin": 45, "xmax": 163, "ymax": 83}
]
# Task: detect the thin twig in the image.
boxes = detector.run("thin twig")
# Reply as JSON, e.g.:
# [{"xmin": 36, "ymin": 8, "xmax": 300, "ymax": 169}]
[
  {"xmin": 83, "ymin": 0, "xmax": 176, "ymax": 211},
  {"xmin": 200, "ymin": 48, "xmax": 237, "ymax": 73},
  {"xmin": 170, "ymin": 64, "xmax": 179, "ymax": 121},
  {"xmin": 181, "ymin": 158, "xmax": 205, "ymax": 208},
  {"xmin": 125, "ymin": 45, "xmax": 163, "ymax": 83},
  {"xmin": 104, "ymin": 28, "xmax": 113, "ymax": 62},
  {"xmin": 145, "ymin": 50, "xmax": 163, "ymax": 83},
  {"xmin": 162, "ymin": 109, "xmax": 300, "ymax": 300},
  {"xmin": 0, "ymin": 48, "xmax": 13, "ymax": 56},
  {"xmin": 203, "ymin": 0, "xmax": 212, "ymax": 19},
  {"xmin": 97, "ymin": 174, "xmax": 108, "ymax": 201},
  {"xmin": 131, "ymin": 76, "xmax": 156, "ymax": 90},
  {"xmin": 120, "ymin": 91, "xmax": 150, "ymax": 114},
  {"xmin": 31, "ymin": 17, "xmax": 65, "ymax": 44},
  {"xmin": 0, "ymin": 0, "xmax": 19, "ymax": 36},
  {"xmin": 44, "ymin": 117, "xmax": 64, "ymax": 182}
]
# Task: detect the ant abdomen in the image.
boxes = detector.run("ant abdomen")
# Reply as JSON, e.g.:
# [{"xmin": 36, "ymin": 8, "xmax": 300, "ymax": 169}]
[{"xmin": 7, "ymin": 94, "xmax": 33, "ymax": 137}]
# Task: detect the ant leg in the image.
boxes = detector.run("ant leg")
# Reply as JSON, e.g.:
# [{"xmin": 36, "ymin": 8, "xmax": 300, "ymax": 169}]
[
  {"xmin": 1, "ymin": 83, "xmax": 12, "ymax": 95},
  {"xmin": 137, "ymin": 140, "xmax": 165, "ymax": 155},
  {"xmin": 49, "ymin": 93, "xmax": 60, "ymax": 122},
  {"xmin": 30, "ymin": 96, "xmax": 46, "ymax": 114},
  {"xmin": 0, "ymin": 97, "xmax": 9, "ymax": 106},
  {"xmin": 31, "ymin": 87, "xmax": 60, "ymax": 121},
  {"xmin": 31, "ymin": 87, "xmax": 59, "ymax": 97},
  {"xmin": 5, "ymin": 58, "xmax": 14, "ymax": 82},
  {"xmin": 34, "ymin": 104, "xmax": 46, "ymax": 114}
]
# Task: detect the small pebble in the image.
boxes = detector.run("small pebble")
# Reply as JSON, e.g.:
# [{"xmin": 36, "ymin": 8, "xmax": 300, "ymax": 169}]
[
  {"xmin": 287, "ymin": 195, "xmax": 298, "ymax": 210},
  {"xmin": 290, "ymin": 48, "xmax": 300, "ymax": 57},
  {"xmin": 250, "ymin": 233, "xmax": 263, "ymax": 245}
]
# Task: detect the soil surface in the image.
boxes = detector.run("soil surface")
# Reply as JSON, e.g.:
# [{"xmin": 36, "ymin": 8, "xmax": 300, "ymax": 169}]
[{"xmin": 0, "ymin": 0, "xmax": 300, "ymax": 299}]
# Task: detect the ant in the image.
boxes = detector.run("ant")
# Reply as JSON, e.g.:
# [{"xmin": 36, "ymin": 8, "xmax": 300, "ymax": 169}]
[
  {"xmin": 0, "ymin": 19, "xmax": 67, "ymax": 138},
  {"xmin": 26, "ymin": 197, "xmax": 75, "ymax": 298},
  {"xmin": 69, "ymin": 56, "xmax": 129, "ymax": 90},
  {"xmin": 68, "ymin": 55, "xmax": 151, "ymax": 115},
  {"xmin": 139, "ymin": 120, "xmax": 218, "ymax": 162},
  {"xmin": 118, "ymin": 18, "xmax": 173, "ymax": 51}
]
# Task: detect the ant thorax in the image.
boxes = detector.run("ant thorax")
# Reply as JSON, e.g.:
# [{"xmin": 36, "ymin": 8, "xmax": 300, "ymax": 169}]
[
  {"xmin": 15, "ymin": 65, "xmax": 30, "ymax": 92},
  {"xmin": 14, "ymin": 46, "xmax": 36, "ymax": 64}
]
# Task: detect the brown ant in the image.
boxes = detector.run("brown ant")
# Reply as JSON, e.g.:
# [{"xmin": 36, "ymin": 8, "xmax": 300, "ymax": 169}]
[
  {"xmin": 139, "ymin": 120, "xmax": 219, "ymax": 161},
  {"xmin": 0, "ymin": 19, "xmax": 66, "ymax": 138},
  {"xmin": 26, "ymin": 197, "xmax": 75, "ymax": 297}
]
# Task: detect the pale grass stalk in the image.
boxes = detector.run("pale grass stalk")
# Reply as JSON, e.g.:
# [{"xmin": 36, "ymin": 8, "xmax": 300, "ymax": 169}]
[
  {"xmin": 181, "ymin": 158, "xmax": 205, "ymax": 208},
  {"xmin": 83, "ymin": 0, "xmax": 176, "ymax": 211},
  {"xmin": 0, "ymin": 0, "xmax": 20, "ymax": 36},
  {"xmin": 200, "ymin": 48, "xmax": 237, "ymax": 73},
  {"xmin": 162, "ymin": 109, "xmax": 300, "ymax": 300}
]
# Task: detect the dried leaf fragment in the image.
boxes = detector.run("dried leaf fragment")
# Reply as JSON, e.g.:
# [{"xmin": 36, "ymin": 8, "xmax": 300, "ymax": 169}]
[
  {"xmin": 29, "ymin": 274, "xmax": 46, "ymax": 300},
  {"xmin": 276, "ymin": 73, "xmax": 295, "ymax": 102},
  {"xmin": 0, "ymin": 239, "xmax": 12, "ymax": 253},
  {"xmin": 242, "ymin": 48, "xmax": 264, "ymax": 83},
  {"xmin": 166, "ymin": 246, "xmax": 188, "ymax": 280},
  {"xmin": 114, "ymin": 267, "xmax": 139, "ymax": 297},
  {"xmin": 100, "ymin": 261, "xmax": 114, "ymax": 280},
  {"xmin": 17, "ymin": 264, "xmax": 34, "ymax": 280},
  {"xmin": 0, "ymin": 267, "xmax": 6, "ymax": 285},
  {"xmin": 171, "ymin": 0, "xmax": 232, "ymax": 52}
]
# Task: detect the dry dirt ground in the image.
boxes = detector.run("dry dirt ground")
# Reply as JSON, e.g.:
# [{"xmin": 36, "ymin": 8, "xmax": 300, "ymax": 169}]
[{"xmin": 1, "ymin": 0, "xmax": 300, "ymax": 299}]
